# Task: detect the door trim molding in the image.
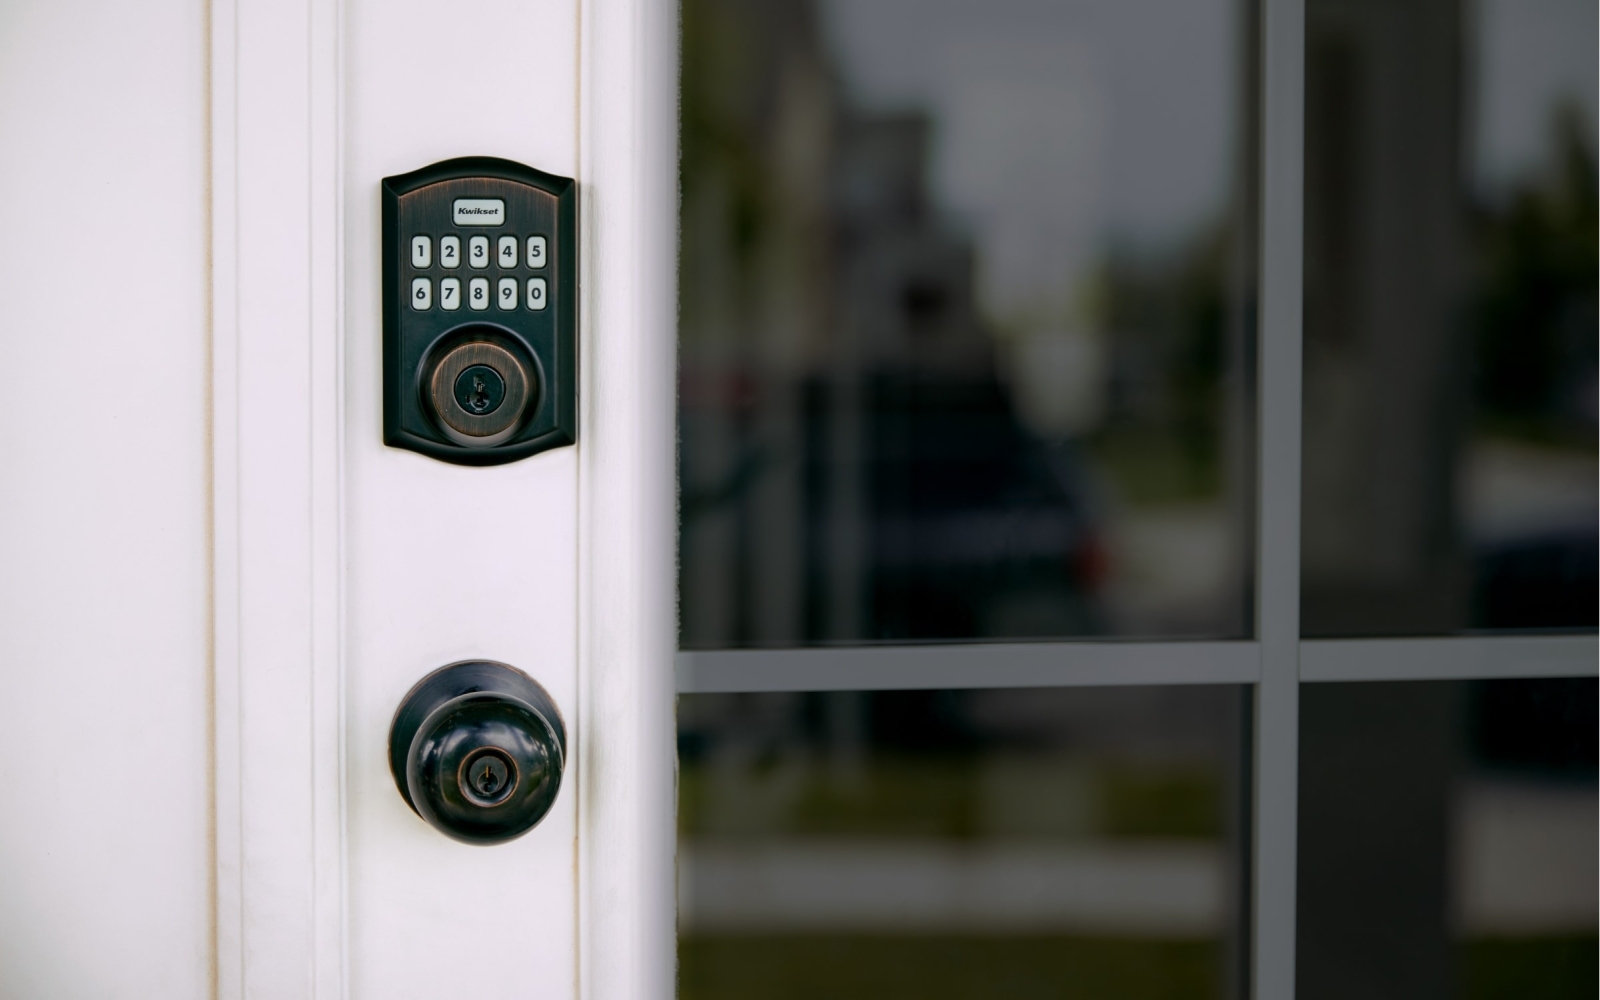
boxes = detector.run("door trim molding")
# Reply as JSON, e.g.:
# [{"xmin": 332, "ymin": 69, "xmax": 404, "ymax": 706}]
[
  {"xmin": 210, "ymin": 0, "xmax": 347, "ymax": 993},
  {"xmin": 577, "ymin": 0, "xmax": 680, "ymax": 997}
]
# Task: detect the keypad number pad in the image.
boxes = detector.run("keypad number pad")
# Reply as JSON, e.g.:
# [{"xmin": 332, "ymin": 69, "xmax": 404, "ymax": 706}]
[
  {"xmin": 497, "ymin": 277, "xmax": 518, "ymax": 311},
  {"xmin": 409, "ymin": 230, "xmax": 555, "ymax": 313}
]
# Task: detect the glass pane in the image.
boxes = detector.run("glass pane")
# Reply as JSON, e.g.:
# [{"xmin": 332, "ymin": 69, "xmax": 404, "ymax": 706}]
[
  {"xmin": 1301, "ymin": 0, "xmax": 1598, "ymax": 635},
  {"xmin": 679, "ymin": 0, "xmax": 1259, "ymax": 648},
  {"xmin": 1299, "ymin": 678, "xmax": 1599, "ymax": 999},
  {"xmin": 679, "ymin": 685, "xmax": 1249, "ymax": 999}
]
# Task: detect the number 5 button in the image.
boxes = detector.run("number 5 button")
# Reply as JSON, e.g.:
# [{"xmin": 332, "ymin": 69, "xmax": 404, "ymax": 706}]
[
  {"xmin": 526, "ymin": 277, "xmax": 547, "ymax": 311},
  {"xmin": 526, "ymin": 236, "xmax": 546, "ymax": 269}
]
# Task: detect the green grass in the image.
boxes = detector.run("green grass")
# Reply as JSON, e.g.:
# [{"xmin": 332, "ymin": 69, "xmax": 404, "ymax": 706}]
[
  {"xmin": 1085, "ymin": 427, "xmax": 1222, "ymax": 505},
  {"xmin": 679, "ymin": 933, "xmax": 1600, "ymax": 999},
  {"xmin": 680, "ymin": 934, "xmax": 1222, "ymax": 1000},
  {"xmin": 1463, "ymin": 935, "xmax": 1598, "ymax": 1000}
]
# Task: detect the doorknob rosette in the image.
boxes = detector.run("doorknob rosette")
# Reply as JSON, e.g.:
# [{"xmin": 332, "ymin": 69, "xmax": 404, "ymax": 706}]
[{"xmin": 389, "ymin": 660, "xmax": 566, "ymax": 845}]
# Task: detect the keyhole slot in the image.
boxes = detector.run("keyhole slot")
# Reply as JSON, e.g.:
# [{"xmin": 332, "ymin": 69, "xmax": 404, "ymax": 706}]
[
  {"xmin": 451, "ymin": 363, "xmax": 506, "ymax": 418},
  {"xmin": 459, "ymin": 747, "xmax": 518, "ymax": 807}
]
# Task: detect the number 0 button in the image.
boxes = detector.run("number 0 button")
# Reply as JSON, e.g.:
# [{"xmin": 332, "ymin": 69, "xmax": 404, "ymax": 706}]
[
  {"xmin": 526, "ymin": 277, "xmax": 547, "ymax": 311},
  {"xmin": 497, "ymin": 277, "xmax": 518, "ymax": 310},
  {"xmin": 468, "ymin": 277, "xmax": 489, "ymax": 310},
  {"xmin": 411, "ymin": 277, "xmax": 432, "ymax": 310}
]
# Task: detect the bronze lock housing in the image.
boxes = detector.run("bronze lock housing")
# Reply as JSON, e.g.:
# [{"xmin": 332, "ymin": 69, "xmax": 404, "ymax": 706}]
[{"xmin": 382, "ymin": 156, "xmax": 576, "ymax": 465}]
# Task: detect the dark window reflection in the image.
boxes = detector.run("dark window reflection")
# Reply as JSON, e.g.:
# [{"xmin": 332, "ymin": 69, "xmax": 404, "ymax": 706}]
[
  {"xmin": 1299, "ymin": 677, "xmax": 1599, "ymax": 1000},
  {"xmin": 1302, "ymin": 0, "xmax": 1598, "ymax": 635},
  {"xmin": 680, "ymin": 0, "xmax": 1259, "ymax": 648},
  {"xmin": 679, "ymin": 686, "xmax": 1250, "ymax": 1000}
]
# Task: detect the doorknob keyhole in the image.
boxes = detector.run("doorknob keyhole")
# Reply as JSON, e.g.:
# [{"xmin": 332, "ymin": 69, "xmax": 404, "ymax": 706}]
[{"xmin": 460, "ymin": 748, "xmax": 516, "ymax": 806}]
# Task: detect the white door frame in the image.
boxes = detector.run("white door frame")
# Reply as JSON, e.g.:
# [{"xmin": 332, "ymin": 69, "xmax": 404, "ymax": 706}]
[{"xmin": 209, "ymin": 0, "xmax": 678, "ymax": 995}]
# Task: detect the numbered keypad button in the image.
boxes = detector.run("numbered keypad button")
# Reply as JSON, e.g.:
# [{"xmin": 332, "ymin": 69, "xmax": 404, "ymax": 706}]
[
  {"xmin": 497, "ymin": 277, "xmax": 518, "ymax": 310},
  {"xmin": 526, "ymin": 235, "xmax": 547, "ymax": 269},
  {"xmin": 410, "ymin": 277, "xmax": 432, "ymax": 310},
  {"xmin": 526, "ymin": 277, "xmax": 547, "ymax": 311},
  {"xmin": 497, "ymin": 236, "xmax": 518, "ymax": 268},
  {"xmin": 468, "ymin": 235, "xmax": 489, "ymax": 268},
  {"xmin": 468, "ymin": 277, "xmax": 490, "ymax": 310},
  {"xmin": 410, "ymin": 235, "xmax": 432, "ymax": 268},
  {"xmin": 439, "ymin": 277, "xmax": 461, "ymax": 311},
  {"xmin": 439, "ymin": 235, "xmax": 461, "ymax": 268}
]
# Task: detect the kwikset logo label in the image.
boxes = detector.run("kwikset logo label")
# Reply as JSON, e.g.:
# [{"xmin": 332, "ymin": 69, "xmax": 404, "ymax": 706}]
[{"xmin": 452, "ymin": 198, "xmax": 506, "ymax": 226}]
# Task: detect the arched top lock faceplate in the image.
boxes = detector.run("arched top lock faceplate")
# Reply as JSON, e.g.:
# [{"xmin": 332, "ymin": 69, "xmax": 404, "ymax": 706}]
[{"xmin": 382, "ymin": 156, "xmax": 577, "ymax": 466}]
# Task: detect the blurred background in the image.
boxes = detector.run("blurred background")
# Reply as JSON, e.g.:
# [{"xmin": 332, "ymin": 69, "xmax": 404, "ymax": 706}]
[
  {"xmin": 1301, "ymin": 0, "xmax": 1597, "ymax": 635},
  {"xmin": 675, "ymin": 0, "xmax": 1597, "ymax": 995},
  {"xmin": 679, "ymin": 686, "xmax": 1250, "ymax": 1000},
  {"xmin": 678, "ymin": 0, "xmax": 1260, "ymax": 647},
  {"xmin": 1299, "ymin": 677, "xmax": 1597, "ymax": 1000}
]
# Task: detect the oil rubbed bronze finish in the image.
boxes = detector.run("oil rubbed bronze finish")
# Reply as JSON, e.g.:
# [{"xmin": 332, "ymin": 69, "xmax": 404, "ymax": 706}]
[
  {"xmin": 382, "ymin": 157, "xmax": 576, "ymax": 466},
  {"xmin": 425, "ymin": 338, "xmax": 533, "ymax": 447},
  {"xmin": 389, "ymin": 660, "xmax": 566, "ymax": 845}
]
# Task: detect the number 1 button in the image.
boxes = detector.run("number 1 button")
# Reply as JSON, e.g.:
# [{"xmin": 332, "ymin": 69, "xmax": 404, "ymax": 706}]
[
  {"xmin": 410, "ymin": 236, "xmax": 431, "ymax": 268},
  {"xmin": 526, "ymin": 277, "xmax": 547, "ymax": 311}
]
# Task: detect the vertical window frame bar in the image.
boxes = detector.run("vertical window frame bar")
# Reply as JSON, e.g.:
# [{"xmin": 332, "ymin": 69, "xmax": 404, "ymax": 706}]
[{"xmin": 1252, "ymin": 0, "xmax": 1307, "ymax": 995}]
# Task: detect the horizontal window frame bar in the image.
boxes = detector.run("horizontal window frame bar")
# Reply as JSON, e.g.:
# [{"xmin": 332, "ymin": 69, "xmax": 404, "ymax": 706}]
[
  {"xmin": 677, "ymin": 635, "xmax": 1597, "ymax": 693},
  {"xmin": 1300, "ymin": 634, "xmax": 1597, "ymax": 682},
  {"xmin": 677, "ymin": 641, "xmax": 1262, "ymax": 693}
]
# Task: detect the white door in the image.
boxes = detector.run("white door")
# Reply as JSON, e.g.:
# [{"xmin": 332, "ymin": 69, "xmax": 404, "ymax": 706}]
[{"xmin": 0, "ymin": 0, "xmax": 675, "ymax": 997}]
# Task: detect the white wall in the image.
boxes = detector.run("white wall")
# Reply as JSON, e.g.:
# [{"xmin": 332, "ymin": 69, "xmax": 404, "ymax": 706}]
[{"xmin": 0, "ymin": 0, "xmax": 213, "ymax": 997}]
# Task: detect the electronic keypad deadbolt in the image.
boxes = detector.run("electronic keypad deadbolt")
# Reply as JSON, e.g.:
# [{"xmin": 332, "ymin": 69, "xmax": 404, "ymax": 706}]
[{"xmin": 382, "ymin": 157, "xmax": 576, "ymax": 465}]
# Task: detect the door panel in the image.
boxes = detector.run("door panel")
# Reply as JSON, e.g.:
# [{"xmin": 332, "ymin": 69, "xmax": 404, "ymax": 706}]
[
  {"xmin": 343, "ymin": 0, "xmax": 580, "ymax": 996},
  {"xmin": 0, "ymin": 0, "xmax": 212, "ymax": 996},
  {"xmin": 0, "ymin": 0, "xmax": 673, "ymax": 995}
]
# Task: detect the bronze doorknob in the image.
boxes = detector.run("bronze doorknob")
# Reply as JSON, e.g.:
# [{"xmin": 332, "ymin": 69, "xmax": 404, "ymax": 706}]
[{"xmin": 389, "ymin": 660, "xmax": 566, "ymax": 845}]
